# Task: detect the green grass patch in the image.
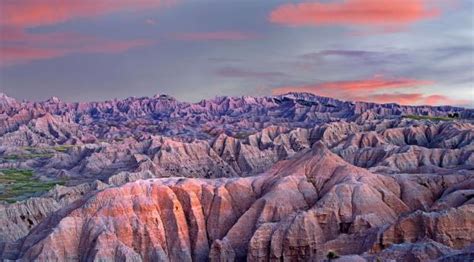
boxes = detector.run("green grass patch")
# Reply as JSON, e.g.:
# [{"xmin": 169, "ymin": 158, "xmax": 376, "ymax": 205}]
[
  {"xmin": 20, "ymin": 146, "xmax": 36, "ymax": 152},
  {"xmin": 403, "ymin": 115, "xmax": 454, "ymax": 121},
  {"xmin": 3, "ymin": 145, "xmax": 77, "ymax": 161},
  {"xmin": 52, "ymin": 145, "xmax": 75, "ymax": 153},
  {"xmin": 0, "ymin": 169, "xmax": 65, "ymax": 203},
  {"xmin": 3, "ymin": 153, "xmax": 55, "ymax": 160}
]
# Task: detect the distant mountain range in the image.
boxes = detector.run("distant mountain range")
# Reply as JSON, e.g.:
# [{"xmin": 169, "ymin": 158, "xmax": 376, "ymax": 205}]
[{"xmin": 1, "ymin": 92, "xmax": 472, "ymax": 138}]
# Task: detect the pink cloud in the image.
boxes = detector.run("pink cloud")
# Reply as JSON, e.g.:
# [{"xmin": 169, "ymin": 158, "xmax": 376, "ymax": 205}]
[
  {"xmin": 423, "ymin": 95, "xmax": 470, "ymax": 106},
  {"xmin": 0, "ymin": 0, "xmax": 177, "ymax": 28},
  {"xmin": 365, "ymin": 93, "xmax": 426, "ymax": 105},
  {"xmin": 0, "ymin": 31, "xmax": 156, "ymax": 66},
  {"xmin": 0, "ymin": 47, "xmax": 66, "ymax": 65},
  {"xmin": 270, "ymin": 76, "xmax": 469, "ymax": 106},
  {"xmin": 269, "ymin": 0, "xmax": 439, "ymax": 31},
  {"xmin": 273, "ymin": 76, "xmax": 433, "ymax": 96},
  {"xmin": 78, "ymin": 39, "xmax": 154, "ymax": 54},
  {"xmin": 0, "ymin": 0, "xmax": 171, "ymax": 66},
  {"xmin": 318, "ymin": 77, "xmax": 433, "ymax": 92},
  {"xmin": 365, "ymin": 93, "xmax": 469, "ymax": 106},
  {"xmin": 145, "ymin": 18, "xmax": 158, "ymax": 26},
  {"xmin": 173, "ymin": 31, "xmax": 257, "ymax": 41}
]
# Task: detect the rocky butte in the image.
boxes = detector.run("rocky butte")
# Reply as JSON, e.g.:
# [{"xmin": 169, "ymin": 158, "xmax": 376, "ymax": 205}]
[{"xmin": 0, "ymin": 92, "xmax": 473, "ymax": 261}]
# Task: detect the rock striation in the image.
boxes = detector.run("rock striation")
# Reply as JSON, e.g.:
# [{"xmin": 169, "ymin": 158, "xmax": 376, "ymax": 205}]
[
  {"xmin": 0, "ymin": 92, "xmax": 473, "ymax": 261},
  {"xmin": 1, "ymin": 143, "xmax": 472, "ymax": 261}
]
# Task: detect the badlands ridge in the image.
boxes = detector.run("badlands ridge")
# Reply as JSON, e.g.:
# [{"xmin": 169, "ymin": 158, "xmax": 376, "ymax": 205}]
[{"xmin": 0, "ymin": 92, "xmax": 473, "ymax": 261}]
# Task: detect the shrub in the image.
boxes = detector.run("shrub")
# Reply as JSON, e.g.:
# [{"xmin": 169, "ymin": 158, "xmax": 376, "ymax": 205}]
[{"xmin": 327, "ymin": 250, "xmax": 340, "ymax": 260}]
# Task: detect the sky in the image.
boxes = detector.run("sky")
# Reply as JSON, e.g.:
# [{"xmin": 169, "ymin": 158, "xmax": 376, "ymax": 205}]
[{"xmin": 0, "ymin": 0, "xmax": 473, "ymax": 107}]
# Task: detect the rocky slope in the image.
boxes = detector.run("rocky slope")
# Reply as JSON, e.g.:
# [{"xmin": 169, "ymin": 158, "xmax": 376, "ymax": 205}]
[
  {"xmin": 2, "ymin": 143, "xmax": 473, "ymax": 261},
  {"xmin": 0, "ymin": 92, "xmax": 472, "ymax": 180},
  {"xmin": 0, "ymin": 92, "xmax": 473, "ymax": 261}
]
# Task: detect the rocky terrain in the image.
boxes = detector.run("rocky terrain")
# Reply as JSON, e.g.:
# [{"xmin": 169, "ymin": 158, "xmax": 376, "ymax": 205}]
[{"xmin": 0, "ymin": 92, "xmax": 473, "ymax": 261}]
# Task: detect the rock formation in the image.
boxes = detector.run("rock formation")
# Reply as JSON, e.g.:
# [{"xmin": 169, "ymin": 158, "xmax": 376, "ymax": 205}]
[{"xmin": 0, "ymin": 92, "xmax": 473, "ymax": 261}]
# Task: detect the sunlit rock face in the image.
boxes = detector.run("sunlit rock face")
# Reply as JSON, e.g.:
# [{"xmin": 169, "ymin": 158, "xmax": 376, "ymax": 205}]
[{"xmin": 0, "ymin": 93, "xmax": 473, "ymax": 261}]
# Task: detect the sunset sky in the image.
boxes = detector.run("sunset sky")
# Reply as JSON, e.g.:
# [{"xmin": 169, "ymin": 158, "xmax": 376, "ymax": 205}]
[{"xmin": 0, "ymin": 0, "xmax": 473, "ymax": 106}]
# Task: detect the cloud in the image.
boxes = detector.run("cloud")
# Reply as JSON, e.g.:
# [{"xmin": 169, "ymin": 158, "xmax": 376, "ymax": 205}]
[
  {"xmin": 216, "ymin": 67, "xmax": 287, "ymax": 80},
  {"xmin": 365, "ymin": 93, "xmax": 425, "ymax": 104},
  {"xmin": 300, "ymin": 49, "xmax": 408, "ymax": 66},
  {"xmin": 303, "ymin": 50, "xmax": 378, "ymax": 58},
  {"xmin": 423, "ymin": 95, "xmax": 470, "ymax": 106},
  {"xmin": 145, "ymin": 18, "xmax": 158, "ymax": 26},
  {"xmin": 0, "ymin": 0, "xmax": 176, "ymax": 28},
  {"xmin": 321, "ymin": 77, "xmax": 433, "ymax": 92},
  {"xmin": 271, "ymin": 76, "xmax": 430, "ymax": 96},
  {"xmin": 365, "ymin": 93, "xmax": 469, "ymax": 106},
  {"xmin": 270, "ymin": 76, "xmax": 470, "ymax": 106},
  {"xmin": 0, "ymin": 0, "xmax": 169, "ymax": 66},
  {"xmin": 172, "ymin": 31, "xmax": 257, "ymax": 41},
  {"xmin": 269, "ymin": 0, "xmax": 439, "ymax": 31},
  {"xmin": 0, "ymin": 47, "xmax": 65, "ymax": 65},
  {"xmin": 208, "ymin": 57, "xmax": 243, "ymax": 63},
  {"xmin": 0, "ymin": 31, "xmax": 155, "ymax": 66},
  {"xmin": 73, "ymin": 39, "xmax": 154, "ymax": 54},
  {"xmin": 299, "ymin": 76, "xmax": 433, "ymax": 92}
]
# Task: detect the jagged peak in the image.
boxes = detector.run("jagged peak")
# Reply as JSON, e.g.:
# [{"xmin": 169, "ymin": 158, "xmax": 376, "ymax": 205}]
[
  {"xmin": 46, "ymin": 96, "xmax": 62, "ymax": 103},
  {"xmin": 153, "ymin": 94, "xmax": 176, "ymax": 101},
  {"xmin": 276, "ymin": 92, "xmax": 334, "ymax": 101},
  {"xmin": 278, "ymin": 92, "xmax": 318, "ymax": 98},
  {"xmin": 0, "ymin": 93, "xmax": 18, "ymax": 111},
  {"xmin": 0, "ymin": 92, "xmax": 16, "ymax": 102}
]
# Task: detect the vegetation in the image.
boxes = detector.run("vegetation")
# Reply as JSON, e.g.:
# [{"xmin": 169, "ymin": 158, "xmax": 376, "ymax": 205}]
[
  {"xmin": 327, "ymin": 251, "xmax": 340, "ymax": 260},
  {"xmin": 1, "ymin": 145, "xmax": 78, "ymax": 161},
  {"xmin": 0, "ymin": 169, "xmax": 65, "ymax": 203},
  {"xmin": 3, "ymin": 153, "xmax": 54, "ymax": 160},
  {"xmin": 52, "ymin": 145, "xmax": 75, "ymax": 153},
  {"xmin": 403, "ymin": 115, "xmax": 455, "ymax": 121}
]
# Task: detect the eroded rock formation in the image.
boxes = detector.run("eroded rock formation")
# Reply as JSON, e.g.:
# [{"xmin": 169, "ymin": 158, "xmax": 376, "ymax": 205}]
[{"xmin": 0, "ymin": 93, "xmax": 473, "ymax": 261}]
